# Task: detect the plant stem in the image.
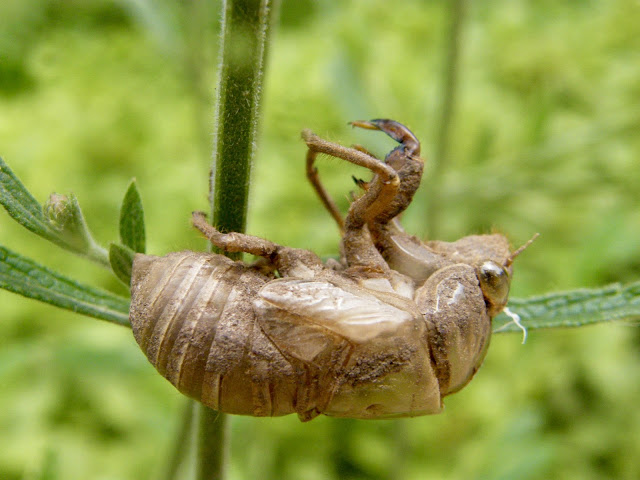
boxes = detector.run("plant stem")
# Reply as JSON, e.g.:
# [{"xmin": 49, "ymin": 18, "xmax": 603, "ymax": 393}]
[
  {"xmin": 426, "ymin": 0, "xmax": 466, "ymax": 238},
  {"xmin": 85, "ymin": 242, "xmax": 111, "ymax": 268},
  {"xmin": 196, "ymin": 406, "xmax": 229, "ymax": 480},
  {"xmin": 210, "ymin": 0, "xmax": 277, "ymax": 238},
  {"xmin": 196, "ymin": 1, "xmax": 277, "ymax": 479}
]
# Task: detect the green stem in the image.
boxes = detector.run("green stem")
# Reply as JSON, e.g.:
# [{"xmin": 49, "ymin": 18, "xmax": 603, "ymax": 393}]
[
  {"xmin": 86, "ymin": 242, "xmax": 110, "ymax": 267},
  {"xmin": 426, "ymin": 0, "xmax": 466, "ymax": 237},
  {"xmin": 196, "ymin": 1, "xmax": 277, "ymax": 479},
  {"xmin": 210, "ymin": 0, "xmax": 276, "ymax": 238},
  {"xmin": 196, "ymin": 406, "xmax": 230, "ymax": 480}
]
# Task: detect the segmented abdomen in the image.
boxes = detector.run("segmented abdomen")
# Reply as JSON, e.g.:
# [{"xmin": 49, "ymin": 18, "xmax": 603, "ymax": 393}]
[{"xmin": 129, "ymin": 251, "xmax": 299, "ymax": 416}]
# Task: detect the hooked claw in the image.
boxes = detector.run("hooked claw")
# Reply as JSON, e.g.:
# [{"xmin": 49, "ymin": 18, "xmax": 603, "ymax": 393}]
[{"xmin": 350, "ymin": 119, "xmax": 420, "ymax": 157}]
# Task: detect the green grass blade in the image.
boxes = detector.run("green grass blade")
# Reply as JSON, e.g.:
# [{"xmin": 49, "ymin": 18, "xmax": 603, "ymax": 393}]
[
  {"xmin": 493, "ymin": 280, "xmax": 640, "ymax": 333},
  {"xmin": 426, "ymin": 0, "xmax": 466, "ymax": 238},
  {"xmin": 0, "ymin": 245, "xmax": 130, "ymax": 327},
  {"xmin": 119, "ymin": 180, "xmax": 146, "ymax": 253}
]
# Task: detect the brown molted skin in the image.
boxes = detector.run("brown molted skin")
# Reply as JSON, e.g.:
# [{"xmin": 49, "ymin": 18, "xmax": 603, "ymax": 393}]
[
  {"xmin": 130, "ymin": 252, "xmax": 300, "ymax": 417},
  {"xmin": 130, "ymin": 119, "xmax": 518, "ymax": 421}
]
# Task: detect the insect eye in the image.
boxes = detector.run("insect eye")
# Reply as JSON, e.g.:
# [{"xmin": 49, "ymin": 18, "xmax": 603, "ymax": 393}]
[{"xmin": 478, "ymin": 261, "xmax": 510, "ymax": 315}]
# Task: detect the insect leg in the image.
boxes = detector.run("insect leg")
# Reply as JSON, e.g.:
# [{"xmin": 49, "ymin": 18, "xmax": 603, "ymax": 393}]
[
  {"xmin": 349, "ymin": 119, "xmax": 423, "ymax": 226},
  {"xmin": 305, "ymin": 141, "xmax": 380, "ymax": 234},
  {"xmin": 302, "ymin": 129, "xmax": 401, "ymax": 271},
  {"xmin": 305, "ymin": 148, "xmax": 345, "ymax": 233},
  {"xmin": 302, "ymin": 129, "xmax": 400, "ymax": 206},
  {"xmin": 192, "ymin": 211, "xmax": 278, "ymax": 257},
  {"xmin": 192, "ymin": 212, "xmax": 324, "ymax": 275},
  {"xmin": 342, "ymin": 120, "xmax": 426, "ymax": 274},
  {"xmin": 350, "ymin": 119, "xmax": 420, "ymax": 157}
]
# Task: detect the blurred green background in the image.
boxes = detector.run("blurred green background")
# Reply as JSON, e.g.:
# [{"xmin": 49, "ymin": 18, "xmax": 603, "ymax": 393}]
[{"xmin": 1, "ymin": 0, "xmax": 639, "ymax": 479}]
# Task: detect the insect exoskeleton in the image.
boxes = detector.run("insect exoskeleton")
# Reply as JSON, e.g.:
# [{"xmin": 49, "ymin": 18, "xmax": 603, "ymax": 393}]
[
  {"xmin": 302, "ymin": 119, "xmax": 514, "ymax": 305},
  {"xmin": 129, "ymin": 236, "xmax": 503, "ymax": 420},
  {"xmin": 129, "ymin": 246, "xmax": 436, "ymax": 420},
  {"xmin": 130, "ymin": 120, "xmax": 523, "ymax": 421}
]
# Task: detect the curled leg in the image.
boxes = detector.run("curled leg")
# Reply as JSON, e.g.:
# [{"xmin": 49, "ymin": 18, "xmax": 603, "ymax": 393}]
[
  {"xmin": 306, "ymin": 148, "xmax": 345, "ymax": 233},
  {"xmin": 303, "ymin": 120, "xmax": 422, "ymax": 230},
  {"xmin": 192, "ymin": 211, "xmax": 278, "ymax": 257},
  {"xmin": 305, "ymin": 144, "xmax": 380, "ymax": 233},
  {"xmin": 302, "ymin": 129, "xmax": 399, "ymax": 185},
  {"xmin": 192, "ymin": 212, "xmax": 323, "ymax": 276},
  {"xmin": 303, "ymin": 130, "xmax": 400, "ymax": 219},
  {"xmin": 302, "ymin": 124, "xmax": 402, "ymax": 231},
  {"xmin": 350, "ymin": 119, "xmax": 420, "ymax": 158},
  {"xmin": 302, "ymin": 120, "xmax": 423, "ymax": 271}
]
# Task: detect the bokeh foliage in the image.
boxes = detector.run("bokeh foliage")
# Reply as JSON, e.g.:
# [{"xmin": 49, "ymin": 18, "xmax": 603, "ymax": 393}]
[{"xmin": 0, "ymin": 0, "xmax": 638, "ymax": 479}]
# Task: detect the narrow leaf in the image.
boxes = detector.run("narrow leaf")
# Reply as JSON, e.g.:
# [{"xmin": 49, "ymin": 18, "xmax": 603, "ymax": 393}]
[
  {"xmin": 1, "ymin": 158, "xmax": 109, "ymax": 267},
  {"xmin": 119, "ymin": 180, "xmax": 146, "ymax": 253},
  {"xmin": 0, "ymin": 245, "xmax": 130, "ymax": 327},
  {"xmin": 494, "ymin": 280, "xmax": 640, "ymax": 334},
  {"xmin": 109, "ymin": 243, "xmax": 135, "ymax": 286},
  {"xmin": 0, "ymin": 157, "xmax": 61, "ymax": 244}
]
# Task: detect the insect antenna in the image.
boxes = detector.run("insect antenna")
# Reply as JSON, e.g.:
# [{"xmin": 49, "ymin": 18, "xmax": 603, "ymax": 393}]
[{"xmin": 505, "ymin": 233, "xmax": 540, "ymax": 268}]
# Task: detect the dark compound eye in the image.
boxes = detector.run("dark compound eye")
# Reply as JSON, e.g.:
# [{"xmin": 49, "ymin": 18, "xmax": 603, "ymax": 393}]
[{"xmin": 478, "ymin": 261, "xmax": 510, "ymax": 316}]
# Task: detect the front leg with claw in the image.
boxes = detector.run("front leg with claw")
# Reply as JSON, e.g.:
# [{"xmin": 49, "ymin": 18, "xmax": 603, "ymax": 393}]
[{"xmin": 302, "ymin": 120, "xmax": 425, "ymax": 273}]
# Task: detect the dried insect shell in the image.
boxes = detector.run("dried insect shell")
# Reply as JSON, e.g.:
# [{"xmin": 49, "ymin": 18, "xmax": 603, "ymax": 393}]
[
  {"xmin": 130, "ymin": 250, "xmax": 437, "ymax": 420},
  {"xmin": 130, "ymin": 239, "xmax": 504, "ymax": 420},
  {"xmin": 130, "ymin": 119, "xmax": 523, "ymax": 420},
  {"xmin": 130, "ymin": 251, "xmax": 298, "ymax": 417}
]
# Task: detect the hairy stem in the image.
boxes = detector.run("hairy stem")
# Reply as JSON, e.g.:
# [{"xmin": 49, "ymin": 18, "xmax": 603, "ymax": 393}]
[
  {"xmin": 209, "ymin": 0, "xmax": 276, "ymax": 239},
  {"xmin": 196, "ymin": 1, "xmax": 277, "ymax": 479},
  {"xmin": 195, "ymin": 407, "xmax": 230, "ymax": 480}
]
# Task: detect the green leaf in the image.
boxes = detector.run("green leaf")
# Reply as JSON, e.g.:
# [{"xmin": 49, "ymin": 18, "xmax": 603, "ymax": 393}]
[
  {"xmin": 0, "ymin": 245, "xmax": 130, "ymax": 327},
  {"xmin": 119, "ymin": 180, "xmax": 146, "ymax": 253},
  {"xmin": 494, "ymin": 280, "xmax": 640, "ymax": 334},
  {"xmin": 44, "ymin": 193, "xmax": 92, "ymax": 252},
  {"xmin": 1, "ymin": 157, "xmax": 62, "ymax": 244},
  {"xmin": 109, "ymin": 243, "xmax": 135, "ymax": 286},
  {"xmin": 0, "ymin": 157, "xmax": 109, "ymax": 267}
]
